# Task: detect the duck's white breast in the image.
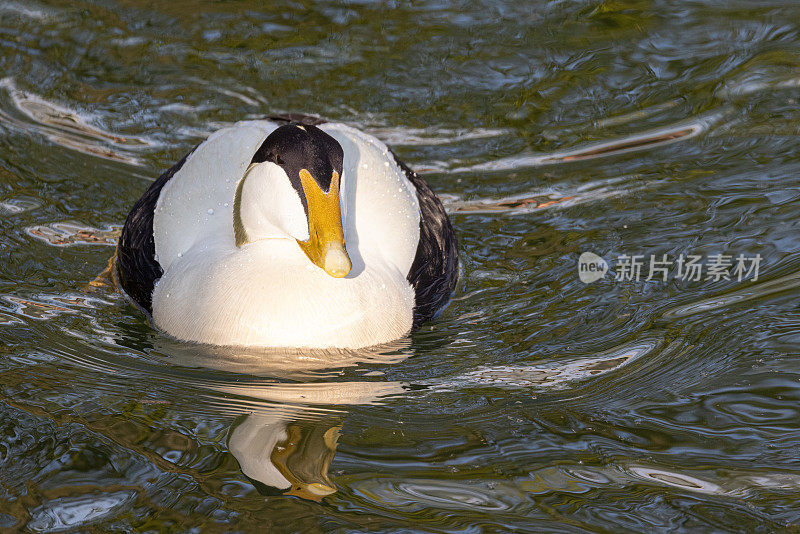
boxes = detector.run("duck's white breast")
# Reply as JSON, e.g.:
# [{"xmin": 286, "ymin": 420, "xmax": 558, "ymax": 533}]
[{"xmin": 152, "ymin": 238, "xmax": 415, "ymax": 348}]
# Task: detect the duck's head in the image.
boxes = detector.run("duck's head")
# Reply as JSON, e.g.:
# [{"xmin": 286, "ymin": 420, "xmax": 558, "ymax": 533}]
[{"xmin": 233, "ymin": 123, "xmax": 351, "ymax": 278}]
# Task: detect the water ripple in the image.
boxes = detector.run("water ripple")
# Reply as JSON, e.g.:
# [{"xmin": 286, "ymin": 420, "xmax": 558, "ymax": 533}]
[
  {"xmin": 442, "ymin": 175, "xmax": 654, "ymax": 215},
  {"xmin": 349, "ymin": 477, "xmax": 515, "ymax": 512},
  {"xmin": 434, "ymin": 338, "xmax": 660, "ymax": 391},
  {"xmin": 26, "ymin": 222, "xmax": 120, "ymax": 247},
  {"xmin": 27, "ymin": 491, "xmax": 137, "ymax": 533},
  {"xmin": 0, "ymin": 78, "xmax": 151, "ymax": 166},
  {"xmin": 663, "ymin": 269, "xmax": 800, "ymax": 319},
  {"xmin": 450, "ymin": 111, "xmax": 727, "ymax": 173}
]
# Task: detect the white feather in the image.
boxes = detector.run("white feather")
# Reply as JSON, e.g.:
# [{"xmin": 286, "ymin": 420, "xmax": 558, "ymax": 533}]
[
  {"xmin": 153, "ymin": 120, "xmax": 278, "ymax": 271},
  {"xmin": 150, "ymin": 120, "xmax": 421, "ymax": 349},
  {"xmin": 320, "ymin": 123, "xmax": 420, "ymax": 277},
  {"xmin": 238, "ymin": 162, "xmax": 309, "ymax": 242}
]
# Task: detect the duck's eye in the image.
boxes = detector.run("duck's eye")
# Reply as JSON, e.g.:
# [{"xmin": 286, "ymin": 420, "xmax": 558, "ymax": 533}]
[{"xmin": 271, "ymin": 154, "xmax": 285, "ymax": 165}]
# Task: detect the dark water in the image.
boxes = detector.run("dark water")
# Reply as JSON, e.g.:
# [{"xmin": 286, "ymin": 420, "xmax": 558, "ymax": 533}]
[{"xmin": 2, "ymin": 0, "xmax": 800, "ymax": 531}]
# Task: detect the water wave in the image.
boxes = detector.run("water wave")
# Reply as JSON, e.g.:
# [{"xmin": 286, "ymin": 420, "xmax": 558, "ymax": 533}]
[
  {"xmin": 0, "ymin": 78, "xmax": 151, "ymax": 166},
  {"xmin": 449, "ymin": 111, "xmax": 727, "ymax": 173}
]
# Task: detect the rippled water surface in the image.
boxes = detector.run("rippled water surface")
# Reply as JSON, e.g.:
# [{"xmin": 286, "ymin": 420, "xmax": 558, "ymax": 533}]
[{"xmin": 2, "ymin": 0, "xmax": 800, "ymax": 531}]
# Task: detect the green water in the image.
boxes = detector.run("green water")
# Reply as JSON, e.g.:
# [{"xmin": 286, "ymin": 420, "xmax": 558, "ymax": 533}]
[{"xmin": 2, "ymin": 0, "xmax": 800, "ymax": 531}]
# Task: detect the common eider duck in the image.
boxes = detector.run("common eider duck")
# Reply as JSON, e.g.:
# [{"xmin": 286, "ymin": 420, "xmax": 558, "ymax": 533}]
[{"xmin": 114, "ymin": 114, "xmax": 458, "ymax": 349}]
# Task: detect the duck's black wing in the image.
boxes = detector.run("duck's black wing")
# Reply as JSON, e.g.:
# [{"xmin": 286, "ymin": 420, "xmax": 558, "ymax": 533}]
[
  {"xmin": 116, "ymin": 148, "xmax": 196, "ymax": 315},
  {"xmin": 391, "ymin": 152, "xmax": 459, "ymax": 328}
]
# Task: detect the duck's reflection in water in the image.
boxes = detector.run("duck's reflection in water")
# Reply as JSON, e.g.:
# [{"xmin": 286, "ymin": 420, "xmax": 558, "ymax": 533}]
[
  {"xmin": 140, "ymin": 340, "xmax": 411, "ymax": 502},
  {"xmin": 229, "ymin": 413, "xmax": 341, "ymax": 501}
]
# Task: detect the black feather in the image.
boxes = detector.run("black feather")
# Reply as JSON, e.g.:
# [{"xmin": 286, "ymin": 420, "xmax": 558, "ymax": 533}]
[
  {"xmin": 116, "ymin": 147, "xmax": 196, "ymax": 314},
  {"xmin": 392, "ymin": 151, "xmax": 459, "ymax": 328}
]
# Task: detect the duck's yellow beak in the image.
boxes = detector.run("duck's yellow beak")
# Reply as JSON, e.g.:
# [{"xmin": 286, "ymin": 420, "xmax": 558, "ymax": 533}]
[{"xmin": 296, "ymin": 169, "xmax": 351, "ymax": 278}]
